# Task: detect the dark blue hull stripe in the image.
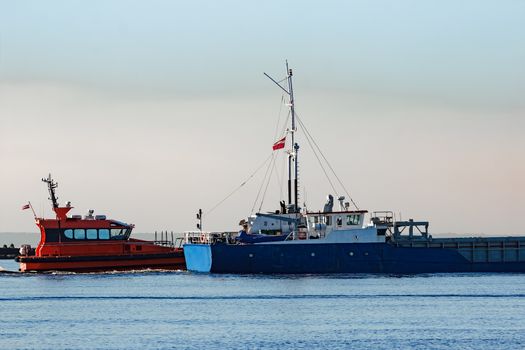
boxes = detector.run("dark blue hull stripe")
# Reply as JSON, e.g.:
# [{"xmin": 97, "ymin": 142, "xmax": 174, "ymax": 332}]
[{"xmin": 183, "ymin": 243, "xmax": 525, "ymax": 274}]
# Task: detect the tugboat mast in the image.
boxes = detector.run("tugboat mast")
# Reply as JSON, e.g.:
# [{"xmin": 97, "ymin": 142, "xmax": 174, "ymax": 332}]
[
  {"xmin": 264, "ymin": 61, "xmax": 299, "ymax": 212},
  {"xmin": 42, "ymin": 173, "xmax": 59, "ymax": 209}
]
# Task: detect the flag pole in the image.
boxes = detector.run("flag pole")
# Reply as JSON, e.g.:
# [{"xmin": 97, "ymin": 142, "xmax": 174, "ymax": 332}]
[{"xmin": 28, "ymin": 201, "xmax": 37, "ymax": 219}]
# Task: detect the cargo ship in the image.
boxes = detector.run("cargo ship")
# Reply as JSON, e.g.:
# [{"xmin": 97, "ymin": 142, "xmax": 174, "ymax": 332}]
[
  {"xmin": 17, "ymin": 174, "xmax": 185, "ymax": 272},
  {"xmin": 183, "ymin": 63, "xmax": 525, "ymax": 274}
]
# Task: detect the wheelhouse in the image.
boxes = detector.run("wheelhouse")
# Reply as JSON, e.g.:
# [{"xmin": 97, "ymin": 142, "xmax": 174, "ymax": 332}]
[{"xmin": 36, "ymin": 220, "xmax": 133, "ymax": 243}]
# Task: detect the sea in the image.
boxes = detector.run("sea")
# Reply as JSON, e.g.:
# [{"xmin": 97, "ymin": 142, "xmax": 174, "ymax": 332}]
[{"xmin": 1, "ymin": 259, "xmax": 524, "ymax": 350}]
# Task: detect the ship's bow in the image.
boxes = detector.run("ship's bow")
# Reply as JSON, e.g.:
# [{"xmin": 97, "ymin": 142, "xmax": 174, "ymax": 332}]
[{"xmin": 183, "ymin": 244, "xmax": 213, "ymax": 272}]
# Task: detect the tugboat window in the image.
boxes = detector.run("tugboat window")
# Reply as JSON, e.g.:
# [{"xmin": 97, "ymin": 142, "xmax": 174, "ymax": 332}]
[
  {"xmin": 110, "ymin": 229, "xmax": 126, "ymax": 240},
  {"xmin": 87, "ymin": 229, "xmax": 97, "ymax": 240},
  {"xmin": 325, "ymin": 216, "xmax": 331, "ymax": 226},
  {"xmin": 64, "ymin": 229, "xmax": 73, "ymax": 239},
  {"xmin": 99, "ymin": 229, "xmax": 110, "ymax": 240},
  {"xmin": 74, "ymin": 229, "xmax": 85, "ymax": 239},
  {"xmin": 336, "ymin": 217, "xmax": 342, "ymax": 226}
]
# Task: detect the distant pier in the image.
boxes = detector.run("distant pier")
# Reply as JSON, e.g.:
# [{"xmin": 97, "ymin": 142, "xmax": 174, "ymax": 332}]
[{"xmin": 0, "ymin": 245, "xmax": 18, "ymax": 259}]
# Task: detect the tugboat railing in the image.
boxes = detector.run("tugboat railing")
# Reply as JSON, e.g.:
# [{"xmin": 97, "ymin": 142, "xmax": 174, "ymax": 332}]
[{"xmin": 153, "ymin": 230, "xmax": 177, "ymax": 248}]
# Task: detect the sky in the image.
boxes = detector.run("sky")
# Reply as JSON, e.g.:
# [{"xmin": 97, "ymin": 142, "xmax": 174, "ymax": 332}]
[{"xmin": 1, "ymin": 0, "xmax": 524, "ymax": 236}]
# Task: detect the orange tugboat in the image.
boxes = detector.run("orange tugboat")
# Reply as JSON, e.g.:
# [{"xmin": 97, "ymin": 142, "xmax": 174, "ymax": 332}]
[{"xmin": 16, "ymin": 174, "xmax": 185, "ymax": 272}]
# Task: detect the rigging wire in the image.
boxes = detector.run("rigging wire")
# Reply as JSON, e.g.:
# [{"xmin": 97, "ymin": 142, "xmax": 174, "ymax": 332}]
[
  {"xmin": 273, "ymin": 95, "xmax": 285, "ymax": 141},
  {"xmin": 276, "ymin": 77, "xmax": 288, "ymax": 85},
  {"xmin": 271, "ymin": 95, "xmax": 287, "ymax": 200},
  {"xmin": 274, "ymin": 147, "xmax": 286, "ymax": 199},
  {"xmin": 257, "ymin": 153, "xmax": 277, "ymax": 212},
  {"xmin": 279, "ymin": 149, "xmax": 286, "ymax": 199},
  {"xmin": 252, "ymin": 101, "xmax": 291, "ymax": 213},
  {"xmin": 251, "ymin": 153, "xmax": 275, "ymax": 214},
  {"xmin": 296, "ymin": 118, "xmax": 339, "ymax": 199},
  {"xmin": 275, "ymin": 111, "xmax": 291, "ymax": 199},
  {"xmin": 296, "ymin": 113, "xmax": 360, "ymax": 210},
  {"xmin": 251, "ymin": 96, "xmax": 290, "ymax": 213},
  {"xmin": 281, "ymin": 112, "xmax": 291, "ymax": 139},
  {"xmin": 205, "ymin": 153, "xmax": 273, "ymax": 218}
]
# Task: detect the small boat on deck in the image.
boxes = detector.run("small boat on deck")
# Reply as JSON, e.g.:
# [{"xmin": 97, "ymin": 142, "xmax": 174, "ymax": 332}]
[{"xmin": 16, "ymin": 174, "xmax": 185, "ymax": 272}]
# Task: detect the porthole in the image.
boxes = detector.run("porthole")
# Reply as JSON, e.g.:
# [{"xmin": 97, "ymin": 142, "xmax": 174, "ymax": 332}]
[
  {"xmin": 311, "ymin": 252, "xmax": 315, "ymax": 257},
  {"xmin": 249, "ymin": 253, "xmax": 254, "ymax": 258},
  {"xmin": 349, "ymin": 252, "xmax": 354, "ymax": 256},
  {"xmin": 364, "ymin": 252, "xmax": 369, "ymax": 256}
]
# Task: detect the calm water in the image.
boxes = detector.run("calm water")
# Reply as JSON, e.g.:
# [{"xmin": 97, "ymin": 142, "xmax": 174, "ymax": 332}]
[{"xmin": 1, "ymin": 259, "xmax": 525, "ymax": 350}]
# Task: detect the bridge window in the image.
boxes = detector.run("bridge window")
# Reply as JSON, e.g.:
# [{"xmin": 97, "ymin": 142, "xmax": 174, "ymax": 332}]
[
  {"xmin": 110, "ymin": 228, "xmax": 126, "ymax": 240},
  {"xmin": 336, "ymin": 217, "xmax": 342, "ymax": 226},
  {"xmin": 64, "ymin": 229, "xmax": 73, "ymax": 239},
  {"xmin": 87, "ymin": 229, "xmax": 97, "ymax": 239},
  {"xmin": 42, "ymin": 229, "xmax": 60, "ymax": 242},
  {"xmin": 74, "ymin": 229, "xmax": 85, "ymax": 239},
  {"xmin": 347, "ymin": 215, "xmax": 360, "ymax": 226},
  {"xmin": 325, "ymin": 216, "xmax": 331, "ymax": 226},
  {"xmin": 99, "ymin": 229, "xmax": 110, "ymax": 240}
]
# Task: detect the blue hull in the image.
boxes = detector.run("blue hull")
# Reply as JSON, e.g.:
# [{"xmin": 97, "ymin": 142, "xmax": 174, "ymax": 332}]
[{"xmin": 183, "ymin": 242, "xmax": 525, "ymax": 274}]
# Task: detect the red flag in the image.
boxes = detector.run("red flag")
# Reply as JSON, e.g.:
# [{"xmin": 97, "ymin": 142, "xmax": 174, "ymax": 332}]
[
  {"xmin": 272, "ymin": 136, "xmax": 286, "ymax": 151},
  {"xmin": 22, "ymin": 203, "xmax": 30, "ymax": 210}
]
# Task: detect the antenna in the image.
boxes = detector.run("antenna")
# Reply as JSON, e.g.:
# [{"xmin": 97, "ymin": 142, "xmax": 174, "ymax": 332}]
[
  {"xmin": 196, "ymin": 209, "xmax": 203, "ymax": 232},
  {"xmin": 41, "ymin": 173, "xmax": 59, "ymax": 209},
  {"xmin": 338, "ymin": 196, "xmax": 346, "ymax": 211}
]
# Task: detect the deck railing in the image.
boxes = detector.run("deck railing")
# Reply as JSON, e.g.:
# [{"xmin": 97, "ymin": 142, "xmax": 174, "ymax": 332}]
[
  {"xmin": 153, "ymin": 231, "xmax": 177, "ymax": 248},
  {"xmin": 184, "ymin": 231, "xmax": 238, "ymax": 245}
]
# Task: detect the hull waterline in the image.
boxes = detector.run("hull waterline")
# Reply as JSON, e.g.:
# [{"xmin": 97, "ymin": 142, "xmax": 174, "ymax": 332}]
[
  {"xmin": 17, "ymin": 252, "xmax": 185, "ymax": 272},
  {"xmin": 184, "ymin": 242, "xmax": 525, "ymax": 274}
]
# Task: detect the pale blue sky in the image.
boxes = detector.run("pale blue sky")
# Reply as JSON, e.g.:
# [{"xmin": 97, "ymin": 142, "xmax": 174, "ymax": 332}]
[
  {"xmin": 2, "ymin": 1, "xmax": 524, "ymax": 103},
  {"xmin": 1, "ymin": 1, "xmax": 524, "ymax": 235}
]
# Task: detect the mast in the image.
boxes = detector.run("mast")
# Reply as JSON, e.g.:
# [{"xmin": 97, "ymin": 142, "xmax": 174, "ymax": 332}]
[
  {"xmin": 286, "ymin": 62, "xmax": 299, "ymax": 212},
  {"xmin": 42, "ymin": 173, "xmax": 59, "ymax": 209},
  {"xmin": 264, "ymin": 61, "xmax": 299, "ymax": 212},
  {"xmin": 40, "ymin": 174, "xmax": 73, "ymax": 220}
]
